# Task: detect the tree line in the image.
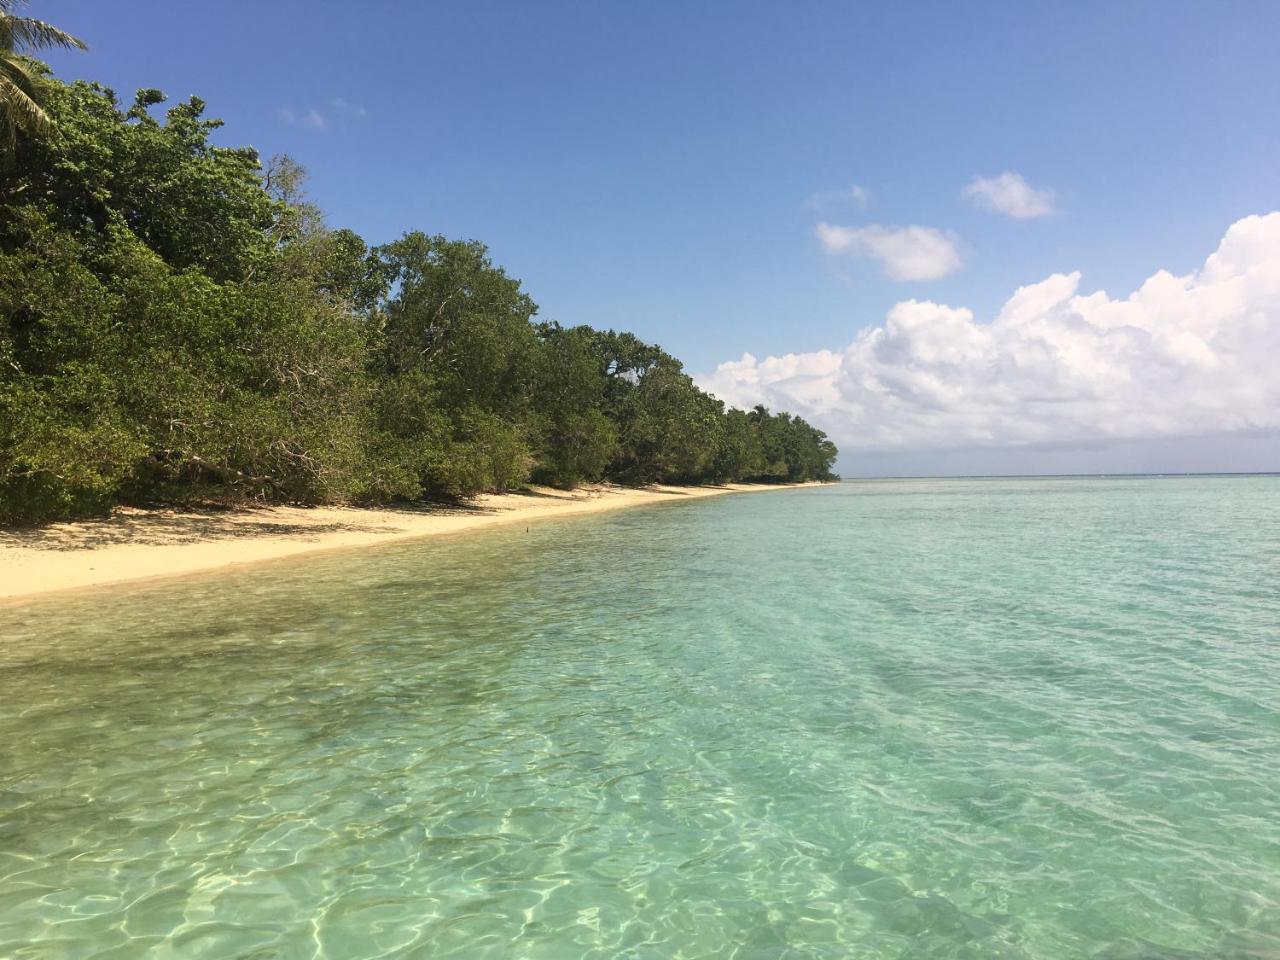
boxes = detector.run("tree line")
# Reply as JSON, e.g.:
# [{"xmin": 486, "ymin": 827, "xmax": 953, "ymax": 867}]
[{"xmin": 0, "ymin": 62, "xmax": 837, "ymax": 524}]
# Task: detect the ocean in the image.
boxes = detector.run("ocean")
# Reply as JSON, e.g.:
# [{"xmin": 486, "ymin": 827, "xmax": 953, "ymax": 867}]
[{"xmin": 2, "ymin": 477, "xmax": 1278, "ymax": 958}]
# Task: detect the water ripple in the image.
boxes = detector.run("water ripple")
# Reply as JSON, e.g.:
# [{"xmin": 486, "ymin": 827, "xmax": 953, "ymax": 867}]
[{"xmin": 1, "ymin": 477, "xmax": 1279, "ymax": 958}]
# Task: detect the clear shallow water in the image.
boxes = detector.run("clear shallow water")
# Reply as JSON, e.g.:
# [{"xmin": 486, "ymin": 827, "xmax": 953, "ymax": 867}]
[{"xmin": 1, "ymin": 477, "xmax": 1279, "ymax": 960}]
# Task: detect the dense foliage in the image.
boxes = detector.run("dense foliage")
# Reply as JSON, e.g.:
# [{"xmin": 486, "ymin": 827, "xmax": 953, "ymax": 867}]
[
  {"xmin": 0, "ymin": 68, "xmax": 837, "ymax": 523},
  {"xmin": 0, "ymin": 1, "xmax": 86, "ymax": 143}
]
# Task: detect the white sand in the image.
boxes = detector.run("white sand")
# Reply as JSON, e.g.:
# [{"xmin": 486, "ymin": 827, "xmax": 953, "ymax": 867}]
[{"xmin": 0, "ymin": 483, "xmax": 819, "ymax": 600}]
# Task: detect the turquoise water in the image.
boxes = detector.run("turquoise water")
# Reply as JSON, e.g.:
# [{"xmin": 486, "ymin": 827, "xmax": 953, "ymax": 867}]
[{"xmin": 1, "ymin": 477, "xmax": 1279, "ymax": 959}]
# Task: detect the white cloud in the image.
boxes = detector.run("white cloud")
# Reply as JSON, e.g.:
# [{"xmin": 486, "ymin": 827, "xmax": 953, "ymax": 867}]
[
  {"xmin": 279, "ymin": 100, "xmax": 367, "ymax": 131},
  {"xmin": 963, "ymin": 171, "xmax": 1057, "ymax": 219},
  {"xmin": 279, "ymin": 106, "xmax": 327, "ymax": 130},
  {"xmin": 817, "ymin": 222, "xmax": 963, "ymax": 281},
  {"xmin": 332, "ymin": 98, "xmax": 368, "ymax": 118},
  {"xmin": 700, "ymin": 213, "xmax": 1280, "ymax": 454},
  {"xmin": 808, "ymin": 183, "xmax": 870, "ymax": 210}
]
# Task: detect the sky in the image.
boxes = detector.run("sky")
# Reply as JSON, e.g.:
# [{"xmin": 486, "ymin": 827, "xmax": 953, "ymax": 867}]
[{"xmin": 43, "ymin": 0, "xmax": 1280, "ymax": 476}]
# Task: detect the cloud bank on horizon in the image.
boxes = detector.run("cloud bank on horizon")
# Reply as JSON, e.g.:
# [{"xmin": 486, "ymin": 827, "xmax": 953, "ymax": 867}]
[{"xmin": 698, "ymin": 213, "xmax": 1280, "ymax": 459}]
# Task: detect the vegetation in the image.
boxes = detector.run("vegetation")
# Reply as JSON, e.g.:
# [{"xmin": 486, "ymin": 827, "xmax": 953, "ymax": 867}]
[
  {"xmin": 0, "ymin": 63, "xmax": 837, "ymax": 524},
  {"xmin": 0, "ymin": 1, "xmax": 85, "ymax": 143}
]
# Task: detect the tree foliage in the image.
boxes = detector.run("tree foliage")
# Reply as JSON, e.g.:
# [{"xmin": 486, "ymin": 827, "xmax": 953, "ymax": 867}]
[
  {"xmin": 0, "ymin": 67, "xmax": 837, "ymax": 523},
  {"xmin": 0, "ymin": 1, "xmax": 85, "ymax": 144}
]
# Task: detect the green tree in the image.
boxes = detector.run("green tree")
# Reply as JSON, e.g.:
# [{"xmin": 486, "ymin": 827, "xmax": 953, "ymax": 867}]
[
  {"xmin": 712, "ymin": 408, "xmax": 766, "ymax": 482},
  {"xmin": 0, "ymin": 77, "xmax": 376, "ymax": 518},
  {"xmin": 368, "ymin": 233, "xmax": 540, "ymax": 497},
  {"xmin": 606, "ymin": 353, "xmax": 724, "ymax": 484},
  {"xmin": 0, "ymin": 60, "xmax": 837, "ymax": 524},
  {"xmin": 0, "ymin": 1, "xmax": 84, "ymax": 144},
  {"xmin": 0, "ymin": 211, "xmax": 144, "ymax": 521},
  {"xmin": 6, "ymin": 82, "xmax": 278, "ymax": 279},
  {"xmin": 530, "ymin": 324, "xmax": 617, "ymax": 485}
]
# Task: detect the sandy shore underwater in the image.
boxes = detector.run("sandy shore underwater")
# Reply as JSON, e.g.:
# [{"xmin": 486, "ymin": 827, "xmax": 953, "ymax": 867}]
[{"xmin": 0, "ymin": 483, "xmax": 822, "ymax": 600}]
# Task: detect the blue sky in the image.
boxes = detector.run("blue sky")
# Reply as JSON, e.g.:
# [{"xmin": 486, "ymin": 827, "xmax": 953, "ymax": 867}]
[{"xmin": 44, "ymin": 1, "xmax": 1280, "ymax": 474}]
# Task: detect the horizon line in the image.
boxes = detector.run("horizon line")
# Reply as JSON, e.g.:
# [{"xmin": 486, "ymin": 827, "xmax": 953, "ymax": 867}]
[{"xmin": 836, "ymin": 471, "xmax": 1280, "ymax": 481}]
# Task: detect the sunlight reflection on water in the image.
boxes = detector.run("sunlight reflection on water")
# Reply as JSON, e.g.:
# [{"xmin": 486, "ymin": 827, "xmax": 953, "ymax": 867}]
[{"xmin": 2, "ymin": 477, "xmax": 1279, "ymax": 958}]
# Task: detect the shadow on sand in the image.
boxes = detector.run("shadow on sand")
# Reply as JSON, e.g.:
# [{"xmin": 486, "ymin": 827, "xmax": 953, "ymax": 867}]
[{"xmin": 0, "ymin": 501, "xmax": 493, "ymax": 552}]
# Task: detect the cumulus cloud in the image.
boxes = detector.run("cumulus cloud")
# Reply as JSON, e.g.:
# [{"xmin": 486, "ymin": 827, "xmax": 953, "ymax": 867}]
[
  {"xmin": 963, "ymin": 171, "xmax": 1057, "ymax": 219},
  {"xmin": 816, "ymin": 222, "xmax": 963, "ymax": 281},
  {"xmin": 700, "ymin": 213, "xmax": 1280, "ymax": 454}
]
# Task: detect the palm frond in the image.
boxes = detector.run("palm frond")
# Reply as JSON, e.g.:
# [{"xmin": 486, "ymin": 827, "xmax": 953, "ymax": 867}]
[
  {"xmin": 0, "ymin": 15, "xmax": 87, "ymax": 52},
  {"xmin": 0, "ymin": 6, "xmax": 85, "ymax": 145},
  {"xmin": 0, "ymin": 54, "xmax": 50, "ymax": 136},
  {"xmin": 0, "ymin": 52, "xmax": 38, "ymax": 92}
]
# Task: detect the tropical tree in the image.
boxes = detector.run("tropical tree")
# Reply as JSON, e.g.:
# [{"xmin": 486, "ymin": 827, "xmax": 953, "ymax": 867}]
[
  {"xmin": 0, "ymin": 0, "xmax": 85, "ymax": 144},
  {"xmin": 0, "ymin": 59, "xmax": 839, "ymax": 522}
]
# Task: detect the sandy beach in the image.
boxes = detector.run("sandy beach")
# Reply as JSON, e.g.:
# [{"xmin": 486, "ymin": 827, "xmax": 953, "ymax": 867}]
[{"xmin": 0, "ymin": 483, "xmax": 818, "ymax": 601}]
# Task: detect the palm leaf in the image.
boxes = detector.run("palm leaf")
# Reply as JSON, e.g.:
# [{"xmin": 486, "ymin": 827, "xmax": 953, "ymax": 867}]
[
  {"xmin": 1, "ymin": 15, "xmax": 87, "ymax": 53},
  {"xmin": 0, "ymin": 54, "xmax": 50, "ymax": 137},
  {"xmin": 0, "ymin": 5, "xmax": 85, "ymax": 145}
]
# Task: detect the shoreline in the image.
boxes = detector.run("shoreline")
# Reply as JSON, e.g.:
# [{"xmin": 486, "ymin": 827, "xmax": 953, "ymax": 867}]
[{"xmin": 0, "ymin": 482, "xmax": 823, "ymax": 602}]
